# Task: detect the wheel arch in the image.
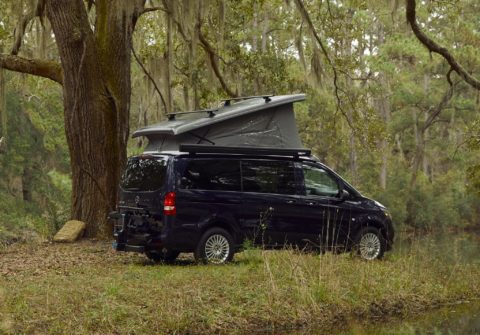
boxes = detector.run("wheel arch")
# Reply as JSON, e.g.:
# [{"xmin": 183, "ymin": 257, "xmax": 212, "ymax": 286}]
[
  {"xmin": 348, "ymin": 216, "xmax": 389, "ymax": 248},
  {"xmin": 199, "ymin": 219, "xmax": 240, "ymax": 245}
]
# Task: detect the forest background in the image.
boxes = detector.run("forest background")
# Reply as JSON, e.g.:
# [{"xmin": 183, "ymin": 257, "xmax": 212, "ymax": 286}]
[{"xmin": 1, "ymin": 0, "xmax": 480, "ymax": 243}]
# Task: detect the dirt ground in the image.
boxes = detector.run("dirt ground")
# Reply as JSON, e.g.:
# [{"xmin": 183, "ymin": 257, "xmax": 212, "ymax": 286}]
[{"xmin": 0, "ymin": 240, "xmax": 146, "ymax": 278}]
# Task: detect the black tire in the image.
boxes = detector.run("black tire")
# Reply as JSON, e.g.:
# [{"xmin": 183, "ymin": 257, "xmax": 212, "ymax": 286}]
[
  {"xmin": 353, "ymin": 226, "xmax": 386, "ymax": 260},
  {"xmin": 145, "ymin": 249, "xmax": 180, "ymax": 264},
  {"xmin": 194, "ymin": 227, "xmax": 234, "ymax": 264}
]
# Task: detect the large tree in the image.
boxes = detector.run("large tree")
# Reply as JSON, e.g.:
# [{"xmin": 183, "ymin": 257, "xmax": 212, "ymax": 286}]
[{"xmin": 0, "ymin": 0, "xmax": 151, "ymax": 236}]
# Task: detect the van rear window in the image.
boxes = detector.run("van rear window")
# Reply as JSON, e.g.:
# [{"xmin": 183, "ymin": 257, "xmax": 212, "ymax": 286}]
[{"xmin": 121, "ymin": 156, "xmax": 168, "ymax": 191}]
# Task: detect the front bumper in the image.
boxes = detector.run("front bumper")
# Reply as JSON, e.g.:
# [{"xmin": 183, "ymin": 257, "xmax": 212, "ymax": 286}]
[{"xmin": 384, "ymin": 217, "xmax": 395, "ymax": 251}]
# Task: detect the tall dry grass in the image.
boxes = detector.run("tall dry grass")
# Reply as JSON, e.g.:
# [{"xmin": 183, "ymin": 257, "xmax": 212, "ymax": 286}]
[{"xmin": 0, "ymin": 233, "xmax": 479, "ymax": 334}]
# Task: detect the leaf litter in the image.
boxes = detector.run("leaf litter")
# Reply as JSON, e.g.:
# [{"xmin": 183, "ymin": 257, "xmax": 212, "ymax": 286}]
[{"xmin": 0, "ymin": 240, "xmax": 145, "ymax": 279}]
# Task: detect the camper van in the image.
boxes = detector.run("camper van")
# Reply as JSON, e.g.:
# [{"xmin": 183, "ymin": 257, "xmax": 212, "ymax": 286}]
[{"xmin": 110, "ymin": 95, "xmax": 394, "ymax": 263}]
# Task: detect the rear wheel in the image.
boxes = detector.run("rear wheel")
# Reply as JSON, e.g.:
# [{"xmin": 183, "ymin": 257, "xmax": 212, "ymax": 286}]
[
  {"xmin": 146, "ymin": 249, "xmax": 180, "ymax": 264},
  {"xmin": 194, "ymin": 227, "xmax": 234, "ymax": 264},
  {"xmin": 353, "ymin": 227, "xmax": 386, "ymax": 260}
]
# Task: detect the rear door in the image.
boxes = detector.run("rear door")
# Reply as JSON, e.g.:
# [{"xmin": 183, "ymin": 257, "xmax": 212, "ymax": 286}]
[
  {"xmin": 119, "ymin": 155, "xmax": 170, "ymax": 213},
  {"xmin": 240, "ymin": 159, "xmax": 303, "ymax": 247}
]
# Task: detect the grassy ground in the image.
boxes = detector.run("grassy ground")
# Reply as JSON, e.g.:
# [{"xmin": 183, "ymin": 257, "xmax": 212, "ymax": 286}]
[{"xmin": 0, "ymin": 237, "xmax": 479, "ymax": 334}]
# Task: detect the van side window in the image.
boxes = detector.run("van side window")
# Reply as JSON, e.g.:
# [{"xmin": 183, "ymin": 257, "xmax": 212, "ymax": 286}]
[
  {"xmin": 302, "ymin": 164, "xmax": 339, "ymax": 197},
  {"xmin": 242, "ymin": 160, "xmax": 296, "ymax": 194},
  {"xmin": 180, "ymin": 159, "xmax": 241, "ymax": 191}
]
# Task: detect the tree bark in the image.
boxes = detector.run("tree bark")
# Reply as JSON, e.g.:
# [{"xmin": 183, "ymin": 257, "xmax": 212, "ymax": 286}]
[
  {"xmin": 43, "ymin": 0, "xmax": 144, "ymax": 237},
  {"xmin": 377, "ymin": 24, "xmax": 391, "ymax": 190},
  {"xmin": 0, "ymin": 72, "xmax": 5, "ymax": 147},
  {"xmin": 166, "ymin": 9, "xmax": 173, "ymax": 114},
  {"xmin": 0, "ymin": 54, "xmax": 63, "ymax": 84},
  {"xmin": 0, "ymin": 46, "xmax": 6, "ymax": 144},
  {"xmin": 22, "ymin": 167, "xmax": 33, "ymax": 202}
]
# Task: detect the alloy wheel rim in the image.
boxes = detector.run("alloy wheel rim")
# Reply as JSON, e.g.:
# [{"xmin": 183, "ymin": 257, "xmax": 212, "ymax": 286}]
[
  {"xmin": 204, "ymin": 234, "xmax": 230, "ymax": 264},
  {"xmin": 359, "ymin": 232, "xmax": 381, "ymax": 260}
]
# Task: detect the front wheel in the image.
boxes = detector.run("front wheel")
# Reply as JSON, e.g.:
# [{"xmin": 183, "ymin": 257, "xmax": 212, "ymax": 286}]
[
  {"xmin": 194, "ymin": 228, "xmax": 234, "ymax": 264},
  {"xmin": 353, "ymin": 227, "xmax": 386, "ymax": 260}
]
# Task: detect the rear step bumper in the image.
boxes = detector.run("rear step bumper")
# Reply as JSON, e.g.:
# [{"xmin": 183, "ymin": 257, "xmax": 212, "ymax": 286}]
[{"xmin": 113, "ymin": 242, "xmax": 145, "ymax": 253}]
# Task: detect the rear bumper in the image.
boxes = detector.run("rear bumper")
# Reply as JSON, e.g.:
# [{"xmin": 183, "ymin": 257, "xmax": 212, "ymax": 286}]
[
  {"xmin": 110, "ymin": 208, "xmax": 202, "ymax": 253},
  {"xmin": 110, "ymin": 210, "xmax": 165, "ymax": 253},
  {"xmin": 113, "ymin": 229, "xmax": 164, "ymax": 253},
  {"xmin": 112, "ymin": 242, "xmax": 145, "ymax": 252}
]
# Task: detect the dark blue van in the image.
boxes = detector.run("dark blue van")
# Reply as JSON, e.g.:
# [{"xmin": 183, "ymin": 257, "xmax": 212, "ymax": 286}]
[{"xmin": 110, "ymin": 145, "xmax": 394, "ymax": 264}]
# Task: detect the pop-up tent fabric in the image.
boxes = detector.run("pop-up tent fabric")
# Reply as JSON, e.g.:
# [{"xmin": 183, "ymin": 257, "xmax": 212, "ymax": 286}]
[{"xmin": 132, "ymin": 94, "xmax": 306, "ymax": 152}]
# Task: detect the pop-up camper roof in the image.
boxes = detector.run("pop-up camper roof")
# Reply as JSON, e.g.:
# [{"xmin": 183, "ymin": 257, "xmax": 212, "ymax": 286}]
[{"xmin": 132, "ymin": 94, "xmax": 306, "ymax": 152}]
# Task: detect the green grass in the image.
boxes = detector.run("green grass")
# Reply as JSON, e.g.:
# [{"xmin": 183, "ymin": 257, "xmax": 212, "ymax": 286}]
[{"xmin": 0, "ymin": 238, "xmax": 479, "ymax": 334}]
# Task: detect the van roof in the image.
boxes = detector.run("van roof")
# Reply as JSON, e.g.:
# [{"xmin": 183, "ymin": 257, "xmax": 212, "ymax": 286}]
[{"xmin": 132, "ymin": 94, "xmax": 305, "ymax": 138}]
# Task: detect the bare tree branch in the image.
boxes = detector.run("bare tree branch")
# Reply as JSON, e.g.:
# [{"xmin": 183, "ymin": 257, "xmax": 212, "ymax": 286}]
[
  {"xmin": 139, "ymin": 6, "xmax": 167, "ymax": 16},
  {"xmin": 198, "ymin": 30, "xmax": 237, "ymax": 98},
  {"xmin": 406, "ymin": 0, "xmax": 480, "ymax": 90},
  {"xmin": 159, "ymin": 1, "xmax": 236, "ymax": 98},
  {"xmin": 0, "ymin": 54, "xmax": 63, "ymax": 84},
  {"xmin": 423, "ymin": 82, "xmax": 458, "ymax": 132},
  {"xmin": 131, "ymin": 45, "xmax": 168, "ymax": 115},
  {"xmin": 86, "ymin": 0, "xmax": 95, "ymax": 12},
  {"xmin": 293, "ymin": 0, "xmax": 355, "ymax": 131},
  {"xmin": 410, "ymin": 83, "xmax": 457, "ymax": 188},
  {"xmin": 161, "ymin": 0, "xmax": 188, "ymax": 41},
  {"xmin": 11, "ymin": 0, "xmax": 46, "ymax": 55}
]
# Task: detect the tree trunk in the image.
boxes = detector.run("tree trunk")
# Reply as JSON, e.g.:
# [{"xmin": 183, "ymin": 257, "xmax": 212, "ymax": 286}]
[
  {"xmin": 0, "ymin": 45, "xmax": 6, "ymax": 144},
  {"xmin": 22, "ymin": 167, "xmax": 32, "ymax": 202},
  {"xmin": 377, "ymin": 23, "xmax": 391, "ymax": 190},
  {"xmin": 166, "ymin": 9, "xmax": 173, "ymax": 114},
  {"xmin": 379, "ymin": 106, "xmax": 390, "ymax": 190},
  {"xmin": 410, "ymin": 130, "xmax": 425, "ymax": 188},
  {"xmin": 261, "ymin": 12, "xmax": 269, "ymax": 53},
  {"xmin": 45, "ymin": 0, "xmax": 144, "ymax": 237},
  {"xmin": 422, "ymin": 112, "xmax": 429, "ymax": 176}
]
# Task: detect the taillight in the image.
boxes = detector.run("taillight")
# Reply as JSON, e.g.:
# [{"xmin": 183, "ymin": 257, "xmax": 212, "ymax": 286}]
[{"xmin": 163, "ymin": 192, "xmax": 176, "ymax": 216}]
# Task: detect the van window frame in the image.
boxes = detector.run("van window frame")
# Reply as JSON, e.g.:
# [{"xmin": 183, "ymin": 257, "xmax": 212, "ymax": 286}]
[
  {"xmin": 239, "ymin": 159, "xmax": 301, "ymax": 196},
  {"xmin": 297, "ymin": 162, "xmax": 342, "ymax": 199},
  {"xmin": 120, "ymin": 155, "xmax": 169, "ymax": 192},
  {"xmin": 176, "ymin": 157, "xmax": 303, "ymax": 196},
  {"xmin": 177, "ymin": 157, "xmax": 242, "ymax": 192}
]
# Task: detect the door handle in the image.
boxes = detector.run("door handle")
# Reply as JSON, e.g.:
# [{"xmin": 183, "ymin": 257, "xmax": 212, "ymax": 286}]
[
  {"xmin": 286, "ymin": 200, "xmax": 296, "ymax": 204},
  {"xmin": 306, "ymin": 201, "xmax": 316, "ymax": 206}
]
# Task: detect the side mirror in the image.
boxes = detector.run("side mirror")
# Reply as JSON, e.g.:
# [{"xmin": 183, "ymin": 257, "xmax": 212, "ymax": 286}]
[{"xmin": 339, "ymin": 189, "xmax": 350, "ymax": 201}]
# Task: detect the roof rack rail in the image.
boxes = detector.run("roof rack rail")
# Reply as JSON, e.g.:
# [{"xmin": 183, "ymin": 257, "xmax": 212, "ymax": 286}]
[
  {"xmin": 222, "ymin": 95, "xmax": 273, "ymax": 106},
  {"xmin": 179, "ymin": 144, "xmax": 311, "ymax": 158},
  {"xmin": 167, "ymin": 109, "xmax": 217, "ymax": 121}
]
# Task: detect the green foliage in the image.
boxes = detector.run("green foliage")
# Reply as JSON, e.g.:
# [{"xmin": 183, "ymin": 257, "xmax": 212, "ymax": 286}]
[
  {"xmin": 1, "ymin": 0, "xmax": 480, "ymax": 236},
  {"xmin": 0, "ymin": 74, "xmax": 70, "ymax": 242}
]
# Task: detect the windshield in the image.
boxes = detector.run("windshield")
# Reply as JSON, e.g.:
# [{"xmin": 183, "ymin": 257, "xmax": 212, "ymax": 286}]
[{"xmin": 121, "ymin": 156, "xmax": 168, "ymax": 191}]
